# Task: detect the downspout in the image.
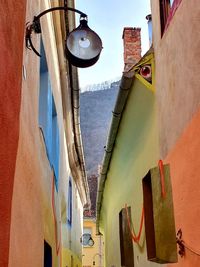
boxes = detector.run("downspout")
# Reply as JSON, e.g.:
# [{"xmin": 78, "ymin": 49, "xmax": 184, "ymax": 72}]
[
  {"xmin": 52, "ymin": 0, "xmax": 90, "ymax": 206},
  {"xmin": 96, "ymin": 70, "xmax": 135, "ymax": 234},
  {"xmin": 69, "ymin": 64, "xmax": 91, "ymax": 208},
  {"xmin": 64, "ymin": 0, "xmax": 90, "ymax": 207}
]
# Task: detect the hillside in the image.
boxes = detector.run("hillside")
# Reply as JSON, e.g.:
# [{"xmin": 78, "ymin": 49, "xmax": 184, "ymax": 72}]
[{"xmin": 80, "ymin": 82, "xmax": 119, "ymax": 176}]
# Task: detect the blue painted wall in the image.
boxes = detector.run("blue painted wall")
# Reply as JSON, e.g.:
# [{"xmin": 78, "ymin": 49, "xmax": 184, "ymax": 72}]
[{"xmin": 39, "ymin": 41, "xmax": 60, "ymax": 190}]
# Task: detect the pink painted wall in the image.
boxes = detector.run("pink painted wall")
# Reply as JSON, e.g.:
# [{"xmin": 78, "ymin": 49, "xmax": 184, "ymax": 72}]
[
  {"xmin": 151, "ymin": 0, "xmax": 200, "ymax": 158},
  {"xmin": 151, "ymin": 1, "xmax": 200, "ymax": 265},
  {"xmin": 0, "ymin": 1, "xmax": 26, "ymax": 266},
  {"xmin": 165, "ymin": 108, "xmax": 200, "ymax": 266},
  {"xmin": 8, "ymin": 1, "xmax": 55, "ymax": 265}
]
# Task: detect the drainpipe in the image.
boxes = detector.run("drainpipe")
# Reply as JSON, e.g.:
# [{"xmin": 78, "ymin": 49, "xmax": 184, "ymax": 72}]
[
  {"xmin": 96, "ymin": 70, "xmax": 135, "ymax": 234},
  {"xmin": 70, "ymin": 64, "xmax": 91, "ymax": 207},
  {"xmin": 146, "ymin": 14, "xmax": 153, "ymax": 47},
  {"xmin": 53, "ymin": 0, "xmax": 90, "ymax": 207}
]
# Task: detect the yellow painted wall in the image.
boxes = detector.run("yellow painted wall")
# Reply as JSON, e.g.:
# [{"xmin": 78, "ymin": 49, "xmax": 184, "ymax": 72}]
[
  {"xmin": 99, "ymin": 78, "xmax": 160, "ymax": 267},
  {"xmin": 83, "ymin": 220, "xmax": 104, "ymax": 267},
  {"xmin": 62, "ymin": 248, "xmax": 82, "ymax": 267}
]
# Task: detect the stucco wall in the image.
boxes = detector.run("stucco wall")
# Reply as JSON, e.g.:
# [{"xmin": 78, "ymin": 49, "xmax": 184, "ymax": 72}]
[
  {"xmin": 83, "ymin": 220, "xmax": 104, "ymax": 267},
  {"xmin": 164, "ymin": 107, "xmax": 200, "ymax": 267},
  {"xmin": 151, "ymin": 0, "xmax": 200, "ymax": 158},
  {"xmin": 99, "ymin": 78, "xmax": 160, "ymax": 267},
  {"xmin": 8, "ymin": 1, "xmax": 83, "ymax": 266},
  {"xmin": 0, "ymin": 1, "xmax": 26, "ymax": 266},
  {"xmin": 8, "ymin": 0, "xmax": 63, "ymax": 265},
  {"xmin": 151, "ymin": 1, "xmax": 200, "ymax": 266},
  {"xmin": 62, "ymin": 181, "xmax": 83, "ymax": 267}
]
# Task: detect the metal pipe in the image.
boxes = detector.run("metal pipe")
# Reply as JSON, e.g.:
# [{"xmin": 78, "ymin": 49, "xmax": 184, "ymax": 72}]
[{"xmin": 96, "ymin": 71, "xmax": 135, "ymax": 234}]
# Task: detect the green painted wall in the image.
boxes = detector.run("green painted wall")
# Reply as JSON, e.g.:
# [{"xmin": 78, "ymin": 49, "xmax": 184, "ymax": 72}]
[{"xmin": 99, "ymin": 78, "xmax": 161, "ymax": 267}]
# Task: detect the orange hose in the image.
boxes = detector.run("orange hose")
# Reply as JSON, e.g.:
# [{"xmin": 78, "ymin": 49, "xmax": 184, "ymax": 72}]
[{"xmin": 125, "ymin": 204, "xmax": 144, "ymax": 243}]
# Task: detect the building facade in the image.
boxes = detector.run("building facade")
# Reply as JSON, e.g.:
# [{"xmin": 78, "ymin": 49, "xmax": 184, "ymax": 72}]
[
  {"xmin": 151, "ymin": 0, "xmax": 200, "ymax": 266},
  {"xmin": 96, "ymin": 42, "xmax": 161, "ymax": 267},
  {"xmin": 97, "ymin": 1, "xmax": 200, "ymax": 266},
  {"xmin": 83, "ymin": 175, "xmax": 104, "ymax": 267},
  {"xmin": 0, "ymin": 0, "xmax": 89, "ymax": 266},
  {"xmin": 82, "ymin": 219, "xmax": 104, "ymax": 267}
]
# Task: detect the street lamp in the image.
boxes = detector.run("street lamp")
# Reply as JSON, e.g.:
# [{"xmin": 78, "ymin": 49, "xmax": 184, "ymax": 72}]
[
  {"xmin": 80, "ymin": 233, "xmax": 95, "ymax": 247},
  {"xmin": 26, "ymin": 6, "xmax": 103, "ymax": 68}
]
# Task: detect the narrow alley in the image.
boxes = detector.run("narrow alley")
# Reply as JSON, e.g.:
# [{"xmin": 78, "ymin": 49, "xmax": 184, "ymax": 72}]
[{"xmin": 0, "ymin": 0, "xmax": 200, "ymax": 267}]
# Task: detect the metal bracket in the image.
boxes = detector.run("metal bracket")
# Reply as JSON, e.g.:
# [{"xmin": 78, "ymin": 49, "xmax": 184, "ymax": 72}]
[
  {"xmin": 176, "ymin": 229, "xmax": 185, "ymax": 257},
  {"xmin": 25, "ymin": 6, "xmax": 87, "ymax": 57}
]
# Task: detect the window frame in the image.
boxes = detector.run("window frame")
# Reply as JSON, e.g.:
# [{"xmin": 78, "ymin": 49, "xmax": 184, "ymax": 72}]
[
  {"xmin": 160, "ymin": 0, "xmax": 171, "ymax": 35},
  {"xmin": 159, "ymin": 0, "xmax": 182, "ymax": 36},
  {"xmin": 67, "ymin": 179, "xmax": 72, "ymax": 226},
  {"xmin": 119, "ymin": 207, "xmax": 134, "ymax": 267},
  {"xmin": 82, "ymin": 227, "xmax": 93, "ymax": 247}
]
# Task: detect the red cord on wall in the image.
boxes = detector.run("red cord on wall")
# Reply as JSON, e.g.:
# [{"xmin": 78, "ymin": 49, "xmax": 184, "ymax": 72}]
[
  {"xmin": 158, "ymin": 159, "xmax": 166, "ymax": 199},
  {"xmin": 125, "ymin": 204, "xmax": 144, "ymax": 243},
  {"xmin": 52, "ymin": 175, "xmax": 61, "ymax": 255}
]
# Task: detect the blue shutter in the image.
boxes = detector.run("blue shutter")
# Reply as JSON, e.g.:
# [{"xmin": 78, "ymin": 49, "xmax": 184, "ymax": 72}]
[
  {"xmin": 52, "ymin": 97, "xmax": 60, "ymax": 190},
  {"xmin": 39, "ymin": 40, "xmax": 60, "ymax": 191}
]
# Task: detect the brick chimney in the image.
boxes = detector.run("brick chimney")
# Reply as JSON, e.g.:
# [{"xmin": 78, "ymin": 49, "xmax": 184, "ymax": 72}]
[{"xmin": 122, "ymin": 27, "xmax": 141, "ymax": 72}]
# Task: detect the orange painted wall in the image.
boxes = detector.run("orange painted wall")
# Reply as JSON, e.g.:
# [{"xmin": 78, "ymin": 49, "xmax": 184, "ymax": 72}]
[
  {"xmin": 0, "ymin": 1, "xmax": 26, "ymax": 266},
  {"xmin": 151, "ymin": 2, "xmax": 200, "ymax": 264},
  {"xmin": 165, "ymin": 108, "xmax": 200, "ymax": 267}
]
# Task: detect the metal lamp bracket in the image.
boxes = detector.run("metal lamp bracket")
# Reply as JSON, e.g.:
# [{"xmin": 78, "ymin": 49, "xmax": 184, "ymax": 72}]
[{"xmin": 25, "ymin": 6, "xmax": 87, "ymax": 57}]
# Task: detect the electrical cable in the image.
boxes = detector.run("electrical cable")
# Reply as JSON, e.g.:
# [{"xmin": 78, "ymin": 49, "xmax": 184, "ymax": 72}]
[{"xmin": 182, "ymin": 240, "xmax": 200, "ymax": 257}]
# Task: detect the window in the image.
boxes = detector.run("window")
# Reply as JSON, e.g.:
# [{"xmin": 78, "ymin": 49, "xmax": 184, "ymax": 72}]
[
  {"xmin": 82, "ymin": 227, "xmax": 92, "ymax": 247},
  {"xmin": 44, "ymin": 240, "xmax": 52, "ymax": 267},
  {"xmin": 39, "ymin": 40, "xmax": 60, "ymax": 190},
  {"xmin": 160, "ymin": 0, "xmax": 171, "ymax": 35},
  {"xmin": 119, "ymin": 207, "xmax": 134, "ymax": 267},
  {"xmin": 67, "ymin": 179, "xmax": 72, "ymax": 226},
  {"xmin": 160, "ymin": 0, "xmax": 181, "ymax": 36},
  {"xmin": 51, "ymin": 97, "xmax": 60, "ymax": 189},
  {"xmin": 83, "ymin": 227, "xmax": 92, "ymax": 235}
]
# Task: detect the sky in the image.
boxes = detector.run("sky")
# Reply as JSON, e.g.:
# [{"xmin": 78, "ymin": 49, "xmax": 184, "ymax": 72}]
[{"xmin": 75, "ymin": 0, "xmax": 151, "ymax": 89}]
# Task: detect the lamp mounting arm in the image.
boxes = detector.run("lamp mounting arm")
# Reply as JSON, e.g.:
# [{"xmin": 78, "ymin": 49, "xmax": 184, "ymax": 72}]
[
  {"xmin": 34, "ymin": 6, "xmax": 87, "ymax": 22},
  {"xmin": 26, "ymin": 6, "xmax": 87, "ymax": 57}
]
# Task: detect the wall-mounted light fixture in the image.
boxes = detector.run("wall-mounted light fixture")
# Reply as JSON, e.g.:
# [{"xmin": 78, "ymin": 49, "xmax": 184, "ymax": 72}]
[
  {"xmin": 80, "ymin": 233, "xmax": 95, "ymax": 247},
  {"xmin": 26, "ymin": 6, "xmax": 103, "ymax": 68},
  {"xmin": 140, "ymin": 65, "xmax": 152, "ymax": 82}
]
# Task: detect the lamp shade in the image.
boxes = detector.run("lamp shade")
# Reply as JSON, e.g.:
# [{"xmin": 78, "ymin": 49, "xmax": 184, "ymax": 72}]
[{"xmin": 66, "ymin": 17, "xmax": 103, "ymax": 68}]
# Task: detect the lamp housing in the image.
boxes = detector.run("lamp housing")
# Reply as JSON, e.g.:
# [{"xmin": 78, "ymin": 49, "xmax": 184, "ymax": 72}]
[
  {"xmin": 25, "ymin": 7, "xmax": 103, "ymax": 68},
  {"xmin": 66, "ymin": 16, "xmax": 103, "ymax": 68}
]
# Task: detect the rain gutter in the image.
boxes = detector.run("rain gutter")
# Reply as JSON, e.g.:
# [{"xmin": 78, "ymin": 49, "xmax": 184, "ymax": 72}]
[
  {"xmin": 96, "ymin": 70, "xmax": 135, "ymax": 234},
  {"xmin": 70, "ymin": 64, "xmax": 91, "ymax": 207},
  {"xmin": 53, "ymin": 0, "xmax": 90, "ymax": 206},
  {"xmin": 65, "ymin": 0, "xmax": 90, "ymax": 207}
]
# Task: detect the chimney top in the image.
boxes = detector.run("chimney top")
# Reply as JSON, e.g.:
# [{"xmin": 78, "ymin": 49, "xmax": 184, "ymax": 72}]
[
  {"xmin": 123, "ymin": 27, "xmax": 142, "ymax": 72},
  {"xmin": 122, "ymin": 27, "xmax": 141, "ymax": 39}
]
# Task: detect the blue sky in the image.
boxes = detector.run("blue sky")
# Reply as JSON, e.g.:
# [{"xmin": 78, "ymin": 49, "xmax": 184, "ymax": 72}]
[{"xmin": 75, "ymin": 0, "xmax": 151, "ymax": 89}]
